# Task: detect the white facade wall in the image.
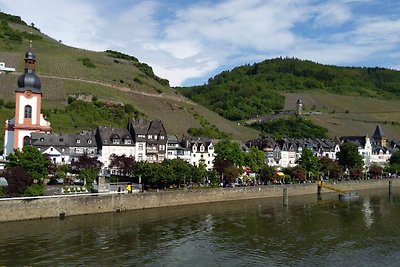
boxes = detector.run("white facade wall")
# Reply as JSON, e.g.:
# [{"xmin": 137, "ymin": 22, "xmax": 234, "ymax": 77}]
[
  {"xmin": 135, "ymin": 141, "xmax": 146, "ymax": 162},
  {"xmin": 101, "ymin": 145, "xmax": 135, "ymax": 168},
  {"xmin": 3, "ymin": 127, "xmax": 14, "ymax": 156},
  {"xmin": 17, "ymin": 95, "xmax": 39, "ymax": 125},
  {"xmin": 190, "ymin": 144, "xmax": 215, "ymax": 170}
]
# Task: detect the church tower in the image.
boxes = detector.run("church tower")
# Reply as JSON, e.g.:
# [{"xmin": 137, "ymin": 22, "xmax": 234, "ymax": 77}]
[{"xmin": 3, "ymin": 47, "xmax": 51, "ymax": 156}]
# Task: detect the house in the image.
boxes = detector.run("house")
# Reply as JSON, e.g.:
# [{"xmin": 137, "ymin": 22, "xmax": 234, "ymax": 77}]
[
  {"xmin": 183, "ymin": 137, "xmax": 215, "ymax": 170},
  {"xmin": 95, "ymin": 126, "xmax": 135, "ymax": 169},
  {"xmin": 166, "ymin": 135, "xmax": 191, "ymax": 162},
  {"xmin": 31, "ymin": 131, "xmax": 98, "ymax": 165},
  {"xmin": 128, "ymin": 119, "xmax": 167, "ymax": 163}
]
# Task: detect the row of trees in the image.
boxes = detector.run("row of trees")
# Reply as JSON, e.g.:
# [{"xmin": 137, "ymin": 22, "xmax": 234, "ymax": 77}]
[
  {"xmin": 214, "ymin": 139, "xmax": 399, "ymax": 185},
  {"xmin": 2, "ymin": 139, "xmax": 400, "ymax": 197}
]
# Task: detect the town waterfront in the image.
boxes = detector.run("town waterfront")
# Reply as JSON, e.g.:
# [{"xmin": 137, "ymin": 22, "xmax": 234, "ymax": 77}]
[{"xmin": 1, "ymin": 187, "xmax": 400, "ymax": 266}]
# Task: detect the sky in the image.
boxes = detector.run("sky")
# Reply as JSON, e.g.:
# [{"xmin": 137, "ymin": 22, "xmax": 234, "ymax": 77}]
[{"xmin": 0, "ymin": 0, "xmax": 399, "ymax": 87}]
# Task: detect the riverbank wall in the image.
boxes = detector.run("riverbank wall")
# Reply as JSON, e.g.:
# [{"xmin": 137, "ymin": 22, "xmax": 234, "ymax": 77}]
[{"xmin": 0, "ymin": 179, "xmax": 398, "ymax": 222}]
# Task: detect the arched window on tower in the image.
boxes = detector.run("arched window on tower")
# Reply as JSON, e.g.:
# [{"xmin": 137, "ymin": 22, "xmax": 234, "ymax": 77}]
[
  {"xmin": 23, "ymin": 136, "xmax": 31, "ymax": 147},
  {"xmin": 24, "ymin": 105, "xmax": 32, "ymax": 118}
]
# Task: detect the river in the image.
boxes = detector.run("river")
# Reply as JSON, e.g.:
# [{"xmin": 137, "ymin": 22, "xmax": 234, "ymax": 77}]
[{"xmin": 0, "ymin": 188, "xmax": 399, "ymax": 266}]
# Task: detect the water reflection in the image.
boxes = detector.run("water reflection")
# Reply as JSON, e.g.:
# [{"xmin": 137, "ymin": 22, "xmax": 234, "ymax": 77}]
[{"xmin": 0, "ymin": 188, "xmax": 400, "ymax": 266}]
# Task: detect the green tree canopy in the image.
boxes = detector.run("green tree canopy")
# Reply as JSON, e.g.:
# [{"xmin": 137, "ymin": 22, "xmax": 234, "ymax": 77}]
[
  {"xmin": 319, "ymin": 156, "xmax": 342, "ymax": 179},
  {"xmin": 214, "ymin": 139, "xmax": 244, "ymax": 167},
  {"xmin": 6, "ymin": 146, "xmax": 51, "ymax": 181},
  {"xmin": 337, "ymin": 142, "xmax": 363, "ymax": 169},
  {"xmin": 253, "ymin": 117, "xmax": 328, "ymax": 139},
  {"xmin": 389, "ymin": 151, "xmax": 400, "ymax": 165},
  {"xmin": 298, "ymin": 148, "xmax": 321, "ymax": 180},
  {"xmin": 244, "ymin": 147, "xmax": 265, "ymax": 172}
]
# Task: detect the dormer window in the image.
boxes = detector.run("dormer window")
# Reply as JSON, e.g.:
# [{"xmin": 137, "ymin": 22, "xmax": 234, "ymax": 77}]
[
  {"xmin": 40, "ymin": 137, "xmax": 44, "ymax": 142},
  {"xmin": 113, "ymin": 139, "xmax": 120, "ymax": 145},
  {"xmin": 125, "ymin": 139, "xmax": 131, "ymax": 145},
  {"xmin": 148, "ymin": 135, "xmax": 152, "ymax": 139},
  {"xmin": 87, "ymin": 139, "xmax": 92, "ymax": 144},
  {"xmin": 76, "ymin": 139, "xmax": 81, "ymax": 144},
  {"xmin": 160, "ymin": 135, "xmax": 165, "ymax": 140}
]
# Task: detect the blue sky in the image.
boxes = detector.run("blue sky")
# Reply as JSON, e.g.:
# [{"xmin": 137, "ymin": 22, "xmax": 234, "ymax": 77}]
[{"xmin": 1, "ymin": 0, "xmax": 399, "ymax": 86}]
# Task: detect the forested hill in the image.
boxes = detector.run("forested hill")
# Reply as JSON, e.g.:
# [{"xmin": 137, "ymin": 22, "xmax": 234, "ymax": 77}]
[{"xmin": 178, "ymin": 58, "xmax": 400, "ymax": 121}]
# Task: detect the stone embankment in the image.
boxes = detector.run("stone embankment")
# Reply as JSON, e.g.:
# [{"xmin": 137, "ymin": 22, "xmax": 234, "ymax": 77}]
[{"xmin": 0, "ymin": 179, "xmax": 398, "ymax": 222}]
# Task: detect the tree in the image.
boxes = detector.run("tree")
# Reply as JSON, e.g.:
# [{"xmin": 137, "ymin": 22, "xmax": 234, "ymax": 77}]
[
  {"xmin": 109, "ymin": 154, "xmax": 136, "ymax": 178},
  {"xmin": 1, "ymin": 167, "xmax": 33, "ymax": 196},
  {"xmin": 71, "ymin": 155, "xmax": 103, "ymax": 187},
  {"xmin": 6, "ymin": 146, "xmax": 51, "ymax": 181},
  {"xmin": 368, "ymin": 164, "xmax": 383, "ymax": 179},
  {"xmin": 350, "ymin": 166, "xmax": 363, "ymax": 180},
  {"xmin": 215, "ymin": 139, "xmax": 244, "ymax": 167},
  {"xmin": 319, "ymin": 156, "xmax": 342, "ymax": 180},
  {"xmin": 259, "ymin": 164, "xmax": 276, "ymax": 184},
  {"xmin": 389, "ymin": 151, "xmax": 400, "ymax": 165},
  {"xmin": 244, "ymin": 147, "xmax": 265, "ymax": 172},
  {"xmin": 337, "ymin": 142, "xmax": 363, "ymax": 169},
  {"xmin": 298, "ymin": 148, "xmax": 321, "ymax": 180},
  {"xmin": 285, "ymin": 165, "xmax": 306, "ymax": 182},
  {"xmin": 223, "ymin": 165, "xmax": 240, "ymax": 184}
]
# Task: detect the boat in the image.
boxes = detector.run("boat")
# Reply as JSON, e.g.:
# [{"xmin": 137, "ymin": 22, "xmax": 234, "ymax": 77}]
[
  {"xmin": 339, "ymin": 191, "xmax": 359, "ymax": 201},
  {"xmin": 318, "ymin": 181, "xmax": 359, "ymax": 201}
]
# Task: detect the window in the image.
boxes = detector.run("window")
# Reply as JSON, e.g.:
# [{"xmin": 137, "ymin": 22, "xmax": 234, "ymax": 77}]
[
  {"xmin": 160, "ymin": 135, "xmax": 165, "ymax": 140},
  {"xmin": 200, "ymin": 145, "xmax": 205, "ymax": 152},
  {"xmin": 50, "ymin": 147, "xmax": 53, "ymax": 151},
  {"xmin": 139, "ymin": 144, "xmax": 143, "ymax": 150},
  {"xmin": 40, "ymin": 138, "xmax": 44, "ymax": 142},
  {"xmin": 76, "ymin": 139, "xmax": 81, "ymax": 144},
  {"xmin": 125, "ymin": 139, "xmax": 131, "ymax": 144},
  {"xmin": 159, "ymin": 144, "xmax": 165, "ymax": 151},
  {"xmin": 112, "ymin": 139, "xmax": 120, "ymax": 145},
  {"xmin": 138, "ymin": 153, "xmax": 143, "ymax": 161},
  {"xmin": 148, "ymin": 135, "xmax": 152, "ymax": 139},
  {"xmin": 23, "ymin": 136, "xmax": 31, "ymax": 147},
  {"xmin": 24, "ymin": 105, "xmax": 32, "ymax": 118},
  {"xmin": 88, "ymin": 139, "xmax": 92, "ymax": 144}
]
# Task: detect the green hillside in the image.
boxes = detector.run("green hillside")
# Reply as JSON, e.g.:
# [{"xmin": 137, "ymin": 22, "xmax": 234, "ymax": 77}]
[
  {"xmin": 178, "ymin": 57, "xmax": 400, "ymax": 139},
  {"xmin": 0, "ymin": 11, "xmax": 259, "ymax": 147},
  {"xmin": 179, "ymin": 57, "xmax": 400, "ymax": 120}
]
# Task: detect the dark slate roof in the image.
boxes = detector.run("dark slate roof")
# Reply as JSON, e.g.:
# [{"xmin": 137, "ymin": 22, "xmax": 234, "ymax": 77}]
[
  {"xmin": 128, "ymin": 119, "xmax": 150, "ymax": 142},
  {"xmin": 96, "ymin": 126, "xmax": 133, "ymax": 146},
  {"xmin": 31, "ymin": 132, "xmax": 97, "ymax": 148},
  {"xmin": 373, "ymin": 124, "xmax": 384, "ymax": 138},
  {"xmin": 16, "ymin": 48, "xmax": 41, "ymax": 93},
  {"xmin": 147, "ymin": 120, "xmax": 167, "ymax": 135},
  {"xmin": 340, "ymin": 135, "xmax": 367, "ymax": 147}
]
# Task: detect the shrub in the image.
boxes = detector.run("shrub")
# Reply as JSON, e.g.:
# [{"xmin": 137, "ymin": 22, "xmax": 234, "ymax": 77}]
[
  {"xmin": 23, "ymin": 184, "xmax": 44, "ymax": 197},
  {"xmin": 77, "ymin": 57, "xmax": 96, "ymax": 68}
]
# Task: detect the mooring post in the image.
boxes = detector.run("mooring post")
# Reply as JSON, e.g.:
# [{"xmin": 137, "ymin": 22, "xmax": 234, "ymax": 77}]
[
  {"xmin": 317, "ymin": 181, "xmax": 322, "ymax": 195},
  {"xmin": 283, "ymin": 187, "xmax": 288, "ymax": 206},
  {"xmin": 389, "ymin": 180, "xmax": 392, "ymax": 195}
]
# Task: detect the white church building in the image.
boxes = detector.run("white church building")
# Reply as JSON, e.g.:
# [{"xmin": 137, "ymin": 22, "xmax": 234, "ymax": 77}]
[{"xmin": 3, "ymin": 47, "xmax": 51, "ymax": 156}]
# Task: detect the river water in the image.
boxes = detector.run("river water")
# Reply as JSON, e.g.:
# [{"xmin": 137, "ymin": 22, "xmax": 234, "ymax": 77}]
[{"xmin": 1, "ymin": 188, "xmax": 400, "ymax": 266}]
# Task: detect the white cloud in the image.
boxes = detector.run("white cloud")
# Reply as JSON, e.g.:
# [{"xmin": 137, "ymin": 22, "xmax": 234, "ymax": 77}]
[{"xmin": 0, "ymin": 0, "xmax": 399, "ymax": 86}]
